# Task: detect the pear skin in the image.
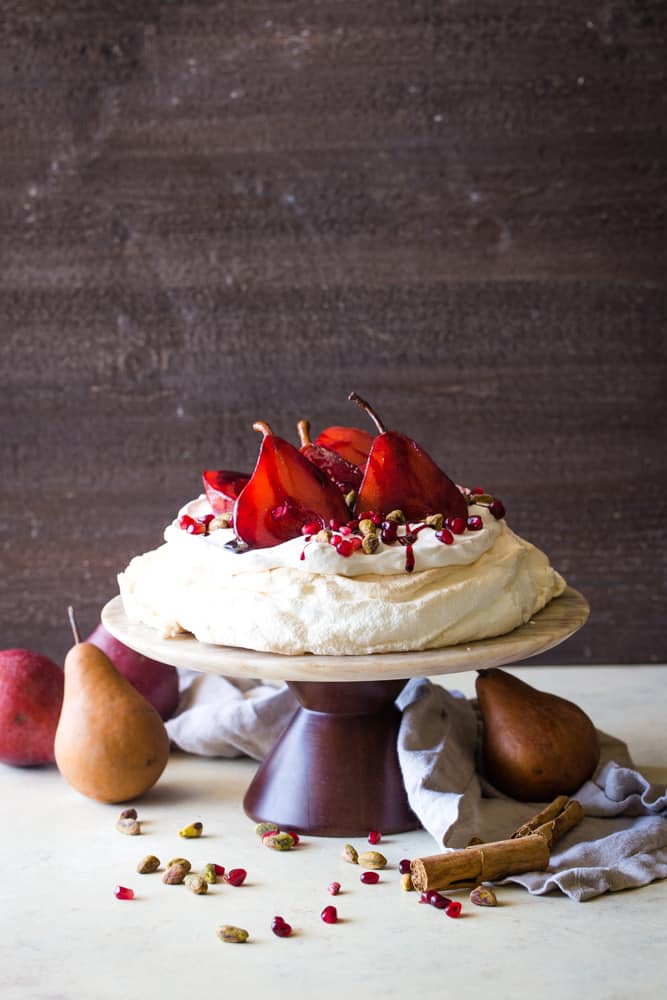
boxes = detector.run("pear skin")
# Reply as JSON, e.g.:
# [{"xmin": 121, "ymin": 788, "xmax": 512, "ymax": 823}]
[
  {"xmin": 476, "ymin": 668, "xmax": 600, "ymax": 802},
  {"xmin": 55, "ymin": 641, "xmax": 170, "ymax": 803}
]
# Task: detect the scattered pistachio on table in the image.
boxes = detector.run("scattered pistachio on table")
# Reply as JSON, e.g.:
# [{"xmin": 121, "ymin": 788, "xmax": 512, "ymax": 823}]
[
  {"xmin": 202, "ymin": 863, "xmax": 218, "ymax": 884},
  {"xmin": 255, "ymin": 821, "xmax": 280, "ymax": 838},
  {"xmin": 400, "ymin": 873, "xmax": 414, "ymax": 891},
  {"xmin": 115, "ymin": 817, "xmax": 141, "ymax": 836},
  {"xmin": 263, "ymin": 831, "xmax": 295, "ymax": 851},
  {"xmin": 357, "ymin": 850, "xmax": 387, "ymax": 870},
  {"xmin": 184, "ymin": 873, "xmax": 208, "ymax": 895},
  {"xmin": 470, "ymin": 885, "xmax": 497, "ymax": 907},
  {"xmin": 217, "ymin": 925, "xmax": 249, "ymax": 944},
  {"xmin": 342, "ymin": 844, "xmax": 359, "ymax": 864},
  {"xmin": 136, "ymin": 855, "xmax": 160, "ymax": 874},
  {"xmin": 179, "ymin": 821, "xmax": 203, "ymax": 839},
  {"xmin": 166, "ymin": 857, "xmax": 191, "ymax": 873},
  {"xmin": 162, "ymin": 862, "xmax": 190, "ymax": 885}
]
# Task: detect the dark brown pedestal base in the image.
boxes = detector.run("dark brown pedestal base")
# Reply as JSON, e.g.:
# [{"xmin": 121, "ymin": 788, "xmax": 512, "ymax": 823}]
[{"xmin": 243, "ymin": 678, "xmax": 419, "ymax": 836}]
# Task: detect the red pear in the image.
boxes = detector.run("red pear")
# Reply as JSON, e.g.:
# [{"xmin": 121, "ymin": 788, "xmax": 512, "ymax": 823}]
[
  {"xmin": 86, "ymin": 622, "xmax": 180, "ymax": 720},
  {"xmin": 297, "ymin": 419, "xmax": 362, "ymax": 495},
  {"xmin": 315, "ymin": 425, "xmax": 374, "ymax": 466},
  {"xmin": 234, "ymin": 422, "xmax": 350, "ymax": 548},
  {"xmin": 0, "ymin": 649, "xmax": 64, "ymax": 765},
  {"xmin": 349, "ymin": 393, "xmax": 468, "ymax": 521},
  {"xmin": 202, "ymin": 469, "xmax": 250, "ymax": 514}
]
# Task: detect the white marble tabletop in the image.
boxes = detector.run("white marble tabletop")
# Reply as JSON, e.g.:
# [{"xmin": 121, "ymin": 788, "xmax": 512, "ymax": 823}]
[{"xmin": 1, "ymin": 665, "xmax": 665, "ymax": 1000}]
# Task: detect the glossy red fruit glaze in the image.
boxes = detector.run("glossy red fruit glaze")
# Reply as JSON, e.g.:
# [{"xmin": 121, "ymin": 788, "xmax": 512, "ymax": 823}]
[
  {"xmin": 336, "ymin": 539, "xmax": 354, "ymax": 558},
  {"xmin": 398, "ymin": 859, "xmax": 412, "ymax": 875},
  {"xmin": 321, "ymin": 905, "xmax": 338, "ymax": 924},
  {"xmin": 202, "ymin": 469, "xmax": 250, "ymax": 514},
  {"xmin": 302, "ymin": 520, "xmax": 322, "ymax": 536},
  {"xmin": 446, "ymin": 900, "xmax": 462, "ymax": 918},
  {"xmin": 466, "ymin": 515, "xmax": 483, "ymax": 531},
  {"xmin": 272, "ymin": 917, "xmax": 292, "ymax": 937},
  {"xmin": 436, "ymin": 527, "xmax": 454, "ymax": 545},
  {"xmin": 315, "ymin": 425, "xmax": 375, "ymax": 466},
  {"xmin": 213, "ymin": 864, "xmax": 225, "ymax": 877},
  {"xmin": 360, "ymin": 871, "xmax": 380, "ymax": 884},
  {"xmin": 449, "ymin": 516, "xmax": 467, "ymax": 535},
  {"xmin": 225, "ymin": 868, "xmax": 247, "ymax": 887},
  {"xmin": 489, "ymin": 498, "xmax": 506, "ymax": 520},
  {"xmin": 380, "ymin": 521, "xmax": 398, "ymax": 545},
  {"xmin": 367, "ymin": 830, "xmax": 382, "ymax": 845},
  {"xmin": 327, "ymin": 881, "xmax": 341, "ymax": 896},
  {"xmin": 287, "ymin": 831, "xmax": 300, "ymax": 846},
  {"xmin": 114, "ymin": 885, "xmax": 134, "ymax": 900}
]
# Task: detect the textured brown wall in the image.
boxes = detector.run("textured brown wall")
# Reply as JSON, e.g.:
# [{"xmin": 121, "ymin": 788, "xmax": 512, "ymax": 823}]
[{"xmin": 1, "ymin": 1, "xmax": 665, "ymax": 665}]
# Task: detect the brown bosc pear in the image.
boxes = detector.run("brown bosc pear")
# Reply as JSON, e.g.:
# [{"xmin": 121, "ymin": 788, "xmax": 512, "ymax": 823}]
[
  {"xmin": 55, "ymin": 608, "xmax": 170, "ymax": 803},
  {"xmin": 476, "ymin": 668, "xmax": 600, "ymax": 802}
]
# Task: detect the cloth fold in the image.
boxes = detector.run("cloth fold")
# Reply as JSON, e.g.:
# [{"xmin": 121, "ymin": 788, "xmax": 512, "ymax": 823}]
[{"xmin": 166, "ymin": 672, "xmax": 667, "ymax": 902}]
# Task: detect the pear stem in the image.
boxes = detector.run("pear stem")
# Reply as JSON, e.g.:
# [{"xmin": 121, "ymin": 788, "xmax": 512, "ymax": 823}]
[
  {"xmin": 67, "ymin": 606, "xmax": 81, "ymax": 645},
  {"xmin": 347, "ymin": 392, "xmax": 386, "ymax": 434},
  {"xmin": 252, "ymin": 420, "xmax": 274, "ymax": 437},
  {"xmin": 296, "ymin": 419, "xmax": 311, "ymax": 447}
]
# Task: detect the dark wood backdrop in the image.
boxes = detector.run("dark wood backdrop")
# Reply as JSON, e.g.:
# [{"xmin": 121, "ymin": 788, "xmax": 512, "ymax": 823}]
[{"xmin": 1, "ymin": 1, "xmax": 665, "ymax": 665}]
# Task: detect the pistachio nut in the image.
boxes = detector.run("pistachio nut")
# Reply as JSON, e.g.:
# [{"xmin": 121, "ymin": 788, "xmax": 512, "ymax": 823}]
[
  {"xmin": 425, "ymin": 513, "xmax": 444, "ymax": 530},
  {"xmin": 179, "ymin": 821, "xmax": 203, "ymax": 839},
  {"xmin": 184, "ymin": 873, "xmax": 208, "ymax": 895},
  {"xmin": 217, "ymin": 925, "xmax": 249, "ymax": 944},
  {"xmin": 166, "ymin": 857, "xmax": 191, "ymax": 873},
  {"xmin": 162, "ymin": 862, "xmax": 190, "ymax": 885},
  {"xmin": 357, "ymin": 850, "xmax": 387, "ymax": 870},
  {"xmin": 470, "ymin": 885, "xmax": 497, "ymax": 907},
  {"xmin": 115, "ymin": 817, "xmax": 141, "ymax": 836},
  {"xmin": 202, "ymin": 863, "xmax": 217, "ymax": 884},
  {"xmin": 384, "ymin": 509, "xmax": 405, "ymax": 524},
  {"xmin": 255, "ymin": 821, "xmax": 280, "ymax": 838},
  {"xmin": 400, "ymin": 873, "xmax": 414, "ymax": 892},
  {"xmin": 342, "ymin": 844, "xmax": 359, "ymax": 864},
  {"xmin": 263, "ymin": 831, "xmax": 295, "ymax": 851},
  {"xmin": 362, "ymin": 533, "xmax": 379, "ymax": 554},
  {"xmin": 136, "ymin": 854, "xmax": 160, "ymax": 874}
]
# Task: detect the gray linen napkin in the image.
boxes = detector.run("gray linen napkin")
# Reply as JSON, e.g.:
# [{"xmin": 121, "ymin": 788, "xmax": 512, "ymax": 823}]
[{"xmin": 166, "ymin": 672, "xmax": 667, "ymax": 902}]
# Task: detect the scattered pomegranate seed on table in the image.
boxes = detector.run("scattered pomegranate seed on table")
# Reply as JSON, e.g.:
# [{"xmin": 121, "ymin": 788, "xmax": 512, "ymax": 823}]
[
  {"xmin": 429, "ymin": 892, "xmax": 450, "ymax": 910},
  {"xmin": 114, "ymin": 885, "xmax": 134, "ymax": 900},
  {"xmin": 398, "ymin": 859, "xmax": 412, "ymax": 874},
  {"xmin": 321, "ymin": 905, "xmax": 338, "ymax": 924},
  {"xmin": 446, "ymin": 901, "xmax": 462, "ymax": 918},
  {"xmin": 287, "ymin": 830, "xmax": 300, "ymax": 846},
  {"xmin": 213, "ymin": 864, "xmax": 225, "ymax": 877},
  {"xmin": 271, "ymin": 916, "xmax": 293, "ymax": 937},
  {"xmin": 327, "ymin": 881, "xmax": 341, "ymax": 896},
  {"xmin": 367, "ymin": 830, "xmax": 382, "ymax": 845},
  {"xmin": 225, "ymin": 868, "xmax": 247, "ymax": 887},
  {"xmin": 360, "ymin": 871, "xmax": 380, "ymax": 884}
]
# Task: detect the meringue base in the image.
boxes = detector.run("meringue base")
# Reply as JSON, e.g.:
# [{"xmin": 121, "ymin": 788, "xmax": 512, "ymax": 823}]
[{"xmin": 118, "ymin": 524, "xmax": 565, "ymax": 657}]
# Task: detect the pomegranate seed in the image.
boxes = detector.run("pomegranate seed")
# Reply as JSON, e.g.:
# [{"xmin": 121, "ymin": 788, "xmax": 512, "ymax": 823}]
[
  {"xmin": 287, "ymin": 830, "xmax": 300, "ymax": 846},
  {"xmin": 327, "ymin": 881, "xmax": 341, "ymax": 896},
  {"xmin": 329, "ymin": 518, "xmax": 343, "ymax": 531},
  {"xmin": 467, "ymin": 515, "xmax": 483, "ymax": 531},
  {"xmin": 436, "ymin": 528, "xmax": 454, "ymax": 545},
  {"xmin": 449, "ymin": 516, "xmax": 467, "ymax": 535},
  {"xmin": 336, "ymin": 539, "xmax": 354, "ymax": 557},
  {"xmin": 114, "ymin": 885, "xmax": 134, "ymax": 900},
  {"xmin": 360, "ymin": 871, "xmax": 380, "ymax": 884},
  {"xmin": 367, "ymin": 830, "xmax": 382, "ymax": 845},
  {"xmin": 489, "ymin": 498, "xmax": 506, "ymax": 520},
  {"xmin": 225, "ymin": 868, "xmax": 247, "ymax": 887},
  {"xmin": 398, "ymin": 859, "xmax": 412, "ymax": 875},
  {"xmin": 202, "ymin": 513, "xmax": 215, "ymax": 526},
  {"xmin": 380, "ymin": 521, "xmax": 398, "ymax": 544},
  {"xmin": 346, "ymin": 519, "xmax": 359, "ymax": 531},
  {"xmin": 471, "ymin": 487, "xmax": 485, "ymax": 495},
  {"xmin": 357, "ymin": 511, "xmax": 376, "ymax": 521},
  {"xmin": 271, "ymin": 916, "xmax": 292, "ymax": 937},
  {"xmin": 179, "ymin": 514, "xmax": 206, "ymax": 535},
  {"xmin": 321, "ymin": 905, "xmax": 338, "ymax": 924},
  {"xmin": 430, "ymin": 891, "xmax": 451, "ymax": 910},
  {"xmin": 302, "ymin": 520, "xmax": 322, "ymax": 536},
  {"xmin": 419, "ymin": 890, "xmax": 444, "ymax": 905},
  {"xmin": 446, "ymin": 900, "xmax": 462, "ymax": 918},
  {"xmin": 213, "ymin": 864, "xmax": 225, "ymax": 877},
  {"xmin": 371, "ymin": 514, "xmax": 383, "ymax": 526},
  {"xmin": 348, "ymin": 536, "xmax": 363, "ymax": 551},
  {"xmin": 338, "ymin": 524, "xmax": 352, "ymax": 536}
]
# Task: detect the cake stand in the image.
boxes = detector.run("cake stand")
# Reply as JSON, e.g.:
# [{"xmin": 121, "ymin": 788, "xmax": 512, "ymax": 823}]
[{"xmin": 102, "ymin": 586, "xmax": 589, "ymax": 837}]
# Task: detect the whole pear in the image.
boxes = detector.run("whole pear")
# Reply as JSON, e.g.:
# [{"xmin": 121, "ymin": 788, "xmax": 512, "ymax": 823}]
[
  {"xmin": 0, "ymin": 649, "xmax": 64, "ymax": 766},
  {"xmin": 476, "ymin": 668, "xmax": 600, "ymax": 802},
  {"xmin": 55, "ymin": 638, "xmax": 170, "ymax": 803},
  {"xmin": 86, "ymin": 622, "xmax": 179, "ymax": 720}
]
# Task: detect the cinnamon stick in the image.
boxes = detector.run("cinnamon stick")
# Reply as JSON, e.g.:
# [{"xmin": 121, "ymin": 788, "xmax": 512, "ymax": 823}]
[
  {"xmin": 410, "ymin": 833, "xmax": 550, "ymax": 893},
  {"xmin": 532, "ymin": 800, "xmax": 584, "ymax": 848},
  {"xmin": 511, "ymin": 796, "xmax": 569, "ymax": 839}
]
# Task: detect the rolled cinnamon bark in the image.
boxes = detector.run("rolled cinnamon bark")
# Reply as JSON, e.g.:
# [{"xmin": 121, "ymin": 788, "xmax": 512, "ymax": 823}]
[{"xmin": 411, "ymin": 833, "xmax": 550, "ymax": 893}]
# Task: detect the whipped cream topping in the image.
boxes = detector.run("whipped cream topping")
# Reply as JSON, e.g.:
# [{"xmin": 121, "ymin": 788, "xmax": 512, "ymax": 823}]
[
  {"xmin": 119, "ymin": 494, "xmax": 566, "ymax": 656},
  {"xmin": 167, "ymin": 495, "xmax": 503, "ymax": 577}
]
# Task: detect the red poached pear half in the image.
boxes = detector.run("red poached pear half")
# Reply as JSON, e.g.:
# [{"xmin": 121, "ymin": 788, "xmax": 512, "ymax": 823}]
[
  {"xmin": 202, "ymin": 469, "xmax": 250, "ymax": 514},
  {"xmin": 314, "ymin": 425, "xmax": 374, "ymax": 466},
  {"xmin": 234, "ymin": 422, "xmax": 350, "ymax": 548},
  {"xmin": 349, "ymin": 392, "xmax": 468, "ymax": 522},
  {"xmin": 296, "ymin": 419, "xmax": 363, "ymax": 495}
]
